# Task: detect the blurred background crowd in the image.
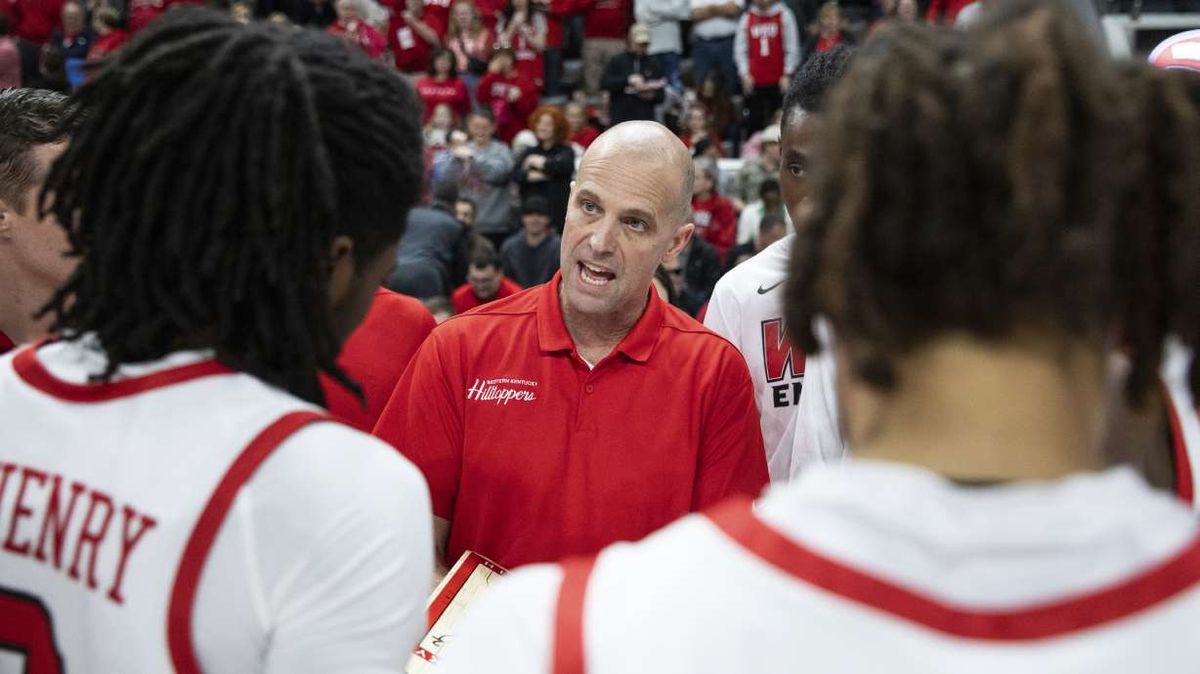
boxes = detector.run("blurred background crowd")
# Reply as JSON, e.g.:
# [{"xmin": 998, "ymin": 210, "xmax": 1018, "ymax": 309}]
[{"xmin": 3, "ymin": 0, "xmax": 1197, "ymax": 322}]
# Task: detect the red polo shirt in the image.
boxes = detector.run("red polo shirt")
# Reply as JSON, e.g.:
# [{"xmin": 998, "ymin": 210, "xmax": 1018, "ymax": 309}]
[
  {"xmin": 451, "ymin": 276, "xmax": 523, "ymax": 314},
  {"xmin": 321, "ymin": 288, "xmax": 436, "ymax": 432},
  {"xmin": 373, "ymin": 272, "xmax": 768, "ymax": 568}
]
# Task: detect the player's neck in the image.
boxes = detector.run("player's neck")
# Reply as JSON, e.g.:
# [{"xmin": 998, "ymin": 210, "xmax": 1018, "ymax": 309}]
[
  {"xmin": 0, "ymin": 269, "xmax": 55, "ymax": 345},
  {"xmin": 846, "ymin": 333, "xmax": 1108, "ymax": 482}
]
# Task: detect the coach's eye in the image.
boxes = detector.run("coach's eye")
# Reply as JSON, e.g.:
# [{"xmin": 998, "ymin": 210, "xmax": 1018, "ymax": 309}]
[
  {"xmin": 580, "ymin": 200, "xmax": 599, "ymax": 215},
  {"xmin": 624, "ymin": 218, "xmax": 647, "ymax": 232}
]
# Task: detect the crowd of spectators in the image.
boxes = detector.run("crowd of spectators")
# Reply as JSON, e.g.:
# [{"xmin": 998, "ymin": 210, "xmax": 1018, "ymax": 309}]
[{"xmin": 0, "ymin": 0, "xmax": 1019, "ymax": 320}]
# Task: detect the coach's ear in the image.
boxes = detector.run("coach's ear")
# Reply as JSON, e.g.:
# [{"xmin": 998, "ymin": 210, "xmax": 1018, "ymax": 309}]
[{"xmin": 663, "ymin": 222, "xmax": 694, "ymax": 262}]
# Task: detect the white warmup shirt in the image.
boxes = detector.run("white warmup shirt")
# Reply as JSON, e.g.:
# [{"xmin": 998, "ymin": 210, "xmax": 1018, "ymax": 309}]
[
  {"xmin": 0, "ymin": 340, "xmax": 433, "ymax": 674},
  {"xmin": 706, "ymin": 235, "xmax": 824, "ymax": 480},
  {"xmin": 1163, "ymin": 340, "xmax": 1200, "ymax": 509},
  {"xmin": 441, "ymin": 460, "xmax": 1200, "ymax": 674}
]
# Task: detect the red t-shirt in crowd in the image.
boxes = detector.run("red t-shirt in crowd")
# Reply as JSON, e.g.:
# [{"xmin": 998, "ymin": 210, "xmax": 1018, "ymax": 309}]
[
  {"xmin": 87, "ymin": 30, "xmax": 130, "ymax": 61},
  {"xmin": 580, "ymin": 0, "xmax": 630, "ymax": 39},
  {"xmin": 813, "ymin": 31, "xmax": 842, "ymax": 55},
  {"xmin": 372, "ymin": 273, "xmax": 768, "ymax": 568},
  {"xmin": 691, "ymin": 192, "xmax": 737, "ymax": 261},
  {"xmin": 571, "ymin": 126, "xmax": 599, "ymax": 149},
  {"xmin": 746, "ymin": 9, "xmax": 785, "ymax": 87},
  {"xmin": 543, "ymin": 0, "xmax": 577, "ymax": 48},
  {"xmin": 475, "ymin": 70, "xmax": 539, "ymax": 143},
  {"xmin": 3, "ymin": 0, "xmax": 63, "ymax": 44},
  {"xmin": 925, "ymin": 0, "xmax": 974, "ymax": 23},
  {"xmin": 381, "ymin": 0, "xmax": 452, "ymax": 36},
  {"xmin": 450, "ymin": 276, "xmax": 522, "ymax": 313},
  {"xmin": 0, "ymin": 329, "xmax": 14, "ymax": 355},
  {"xmin": 328, "ymin": 20, "xmax": 387, "ymax": 59},
  {"xmin": 387, "ymin": 13, "xmax": 436, "ymax": 73},
  {"xmin": 321, "ymin": 288, "xmax": 436, "ymax": 432},
  {"xmin": 510, "ymin": 25, "xmax": 545, "ymax": 89},
  {"xmin": 679, "ymin": 131, "xmax": 725, "ymax": 157},
  {"xmin": 474, "ymin": 0, "xmax": 505, "ymax": 31},
  {"xmin": 416, "ymin": 75, "xmax": 471, "ymax": 124},
  {"xmin": 127, "ymin": 0, "xmax": 203, "ymax": 34}
]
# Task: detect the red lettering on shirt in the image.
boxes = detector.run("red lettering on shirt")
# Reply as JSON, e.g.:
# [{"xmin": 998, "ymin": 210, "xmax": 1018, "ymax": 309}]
[
  {"xmin": 761, "ymin": 318, "xmax": 804, "ymax": 383},
  {"xmin": 1, "ymin": 463, "xmax": 159, "ymax": 605}
]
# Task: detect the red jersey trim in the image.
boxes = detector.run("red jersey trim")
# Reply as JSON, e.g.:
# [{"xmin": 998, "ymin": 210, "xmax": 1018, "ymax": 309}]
[
  {"xmin": 167, "ymin": 410, "xmax": 330, "ymax": 674},
  {"xmin": 13, "ymin": 345, "xmax": 234, "ymax": 403},
  {"xmin": 707, "ymin": 495, "xmax": 1200, "ymax": 640},
  {"xmin": 1166, "ymin": 382, "xmax": 1194, "ymax": 505},
  {"xmin": 552, "ymin": 556, "xmax": 597, "ymax": 674}
]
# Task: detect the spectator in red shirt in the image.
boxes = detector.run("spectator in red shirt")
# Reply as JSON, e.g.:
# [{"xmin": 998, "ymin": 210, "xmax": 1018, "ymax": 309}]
[
  {"xmin": 321, "ymin": 288, "xmax": 437, "ymax": 431},
  {"xmin": 0, "ymin": 14, "xmax": 20, "ymax": 88},
  {"xmin": 802, "ymin": 1, "xmax": 852, "ymax": 62},
  {"xmin": 373, "ymin": 121, "xmax": 768, "ymax": 571},
  {"xmin": 328, "ymin": 0, "xmax": 387, "ymax": 58},
  {"xmin": 0, "ymin": 90, "xmax": 72, "ymax": 354},
  {"xmin": 475, "ymin": 48, "xmax": 538, "ymax": 143},
  {"xmin": 579, "ymin": 0, "xmax": 631, "ymax": 99},
  {"xmin": 565, "ymin": 101, "xmax": 600, "ymax": 149},
  {"xmin": 735, "ymin": 0, "xmax": 800, "ymax": 135},
  {"xmin": 446, "ymin": 0, "xmax": 493, "ymax": 94},
  {"xmin": 450, "ymin": 245, "xmax": 523, "ymax": 312},
  {"xmin": 496, "ymin": 0, "xmax": 547, "ymax": 89},
  {"xmin": 535, "ymin": 0, "xmax": 575, "ymax": 96},
  {"xmin": 4, "ymin": 0, "xmax": 63, "ymax": 84},
  {"xmin": 679, "ymin": 105, "xmax": 724, "ymax": 158},
  {"xmin": 86, "ymin": 6, "xmax": 130, "ymax": 64},
  {"xmin": 128, "ymin": 0, "xmax": 205, "ymax": 34},
  {"xmin": 417, "ymin": 48, "xmax": 471, "ymax": 124},
  {"xmin": 388, "ymin": 0, "xmax": 442, "ymax": 73},
  {"xmin": 925, "ymin": 0, "xmax": 974, "ymax": 24},
  {"xmin": 690, "ymin": 156, "xmax": 737, "ymax": 261}
]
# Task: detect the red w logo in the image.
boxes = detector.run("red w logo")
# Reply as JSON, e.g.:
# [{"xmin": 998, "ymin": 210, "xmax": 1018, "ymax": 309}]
[{"xmin": 760, "ymin": 319, "xmax": 804, "ymax": 383}]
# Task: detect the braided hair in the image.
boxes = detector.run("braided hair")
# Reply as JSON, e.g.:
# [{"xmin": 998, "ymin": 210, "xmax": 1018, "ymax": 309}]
[
  {"xmin": 38, "ymin": 7, "xmax": 425, "ymax": 404},
  {"xmin": 785, "ymin": 0, "xmax": 1200, "ymax": 405}
]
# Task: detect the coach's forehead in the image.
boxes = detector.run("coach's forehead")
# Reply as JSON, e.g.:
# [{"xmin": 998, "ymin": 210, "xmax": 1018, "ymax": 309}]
[{"xmin": 579, "ymin": 122, "xmax": 693, "ymax": 221}]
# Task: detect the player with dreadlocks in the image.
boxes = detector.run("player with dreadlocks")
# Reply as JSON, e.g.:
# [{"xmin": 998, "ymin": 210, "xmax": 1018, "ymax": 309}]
[
  {"xmin": 438, "ymin": 2, "xmax": 1200, "ymax": 671},
  {"xmin": 0, "ymin": 8, "xmax": 432, "ymax": 673}
]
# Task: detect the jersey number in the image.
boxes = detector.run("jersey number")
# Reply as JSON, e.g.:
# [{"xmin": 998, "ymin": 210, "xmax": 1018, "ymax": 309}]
[{"xmin": 0, "ymin": 589, "xmax": 64, "ymax": 674}]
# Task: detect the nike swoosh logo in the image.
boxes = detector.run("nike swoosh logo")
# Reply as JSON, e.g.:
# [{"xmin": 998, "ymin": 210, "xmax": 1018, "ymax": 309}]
[{"xmin": 757, "ymin": 280, "xmax": 785, "ymax": 295}]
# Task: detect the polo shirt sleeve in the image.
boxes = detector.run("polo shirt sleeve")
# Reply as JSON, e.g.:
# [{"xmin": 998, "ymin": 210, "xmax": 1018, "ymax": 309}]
[
  {"xmin": 372, "ymin": 329, "xmax": 465, "ymax": 520},
  {"xmin": 693, "ymin": 343, "xmax": 769, "ymax": 509}
]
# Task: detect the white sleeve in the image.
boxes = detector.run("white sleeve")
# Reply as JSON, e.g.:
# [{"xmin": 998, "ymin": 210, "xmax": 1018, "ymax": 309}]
[
  {"xmin": 436, "ymin": 564, "xmax": 564, "ymax": 674},
  {"xmin": 790, "ymin": 318, "xmax": 847, "ymax": 477},
  {"xmin": 736, "ymin": 205, "xmax": 760, "ymax": 245},
  {"xmin": 703, "ymin": 273, "xmax": 744, "ymax": 351},
  {"xmin": 194, "ymin": 423, "xmax": 434, "ymax": 674},
  {"xmin": 782, "ymin": 6, "xmax": 801, "ymax": 75},
  {"xmin": 733, "ymin": 14, "xmax": 750, "ymax": 79}
]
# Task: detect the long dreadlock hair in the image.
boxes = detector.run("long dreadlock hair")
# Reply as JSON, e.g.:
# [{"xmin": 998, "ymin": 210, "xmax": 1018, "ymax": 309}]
[
  {"xmin": 38, "ymin": 7, "xmax": 425, "ymax": 404},
  {"xmin": 784, "ymin": 0, "xmax": 1200, "ymax": 405}
]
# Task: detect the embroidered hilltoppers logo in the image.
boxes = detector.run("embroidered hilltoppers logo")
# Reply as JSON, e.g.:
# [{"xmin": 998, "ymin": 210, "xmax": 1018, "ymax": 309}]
[{"xmin": 466, "ymin": 377, "xmax": 539, "ymax": 405}]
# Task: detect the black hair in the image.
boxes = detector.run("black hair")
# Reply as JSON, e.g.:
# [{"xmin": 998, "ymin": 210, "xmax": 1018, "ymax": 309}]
[
  {"xmin": 758, "ymin": 177, "xmax": 780, "ymax": 199},
  {"xmin": 0, "ymin": 89, "xmax": 72, "ymax": 211},
  {"xmin": 782, "ymin": 43, "xmax": 856, "ymax": 120},
  {"xmin": 427, "ymin": 46, "xmax": 458, "ymax": 78},
  {"xmin": 469, "ymin": 240, "xmax": 502, "ymax": 270},
  {"xmin": 785, "ymin": 1, "xmax": 1200, "ymax": 405},
  {"xmin": 38, "ymin": 8, "xmax": 425, "ymax": 404}
]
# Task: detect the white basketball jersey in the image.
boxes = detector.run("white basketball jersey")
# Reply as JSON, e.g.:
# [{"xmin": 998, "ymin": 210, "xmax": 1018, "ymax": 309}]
[
  {"xmin": 704, "ymin": 236, "xmax": 807, "ymax": 480},
  {"xmin": 1163, "ymin": 341, "xmax": 1200, "ymax": 509},
  {"xmin": 0, "ymin": 341, "xmax": 328, "ymax": 673},
  {"xmin": 441, "ymin": 461, "xmax": 1200, "ymax": 674}
]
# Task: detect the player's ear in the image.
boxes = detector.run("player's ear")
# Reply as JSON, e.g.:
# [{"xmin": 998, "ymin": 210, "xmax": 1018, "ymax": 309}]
[
  {"xmin": 326, "ymin": 235, "xmax": 356, "ymax": 307},
  {"xmin": 664, "ymin": 222, "xmax": 694, "ymax": 261},
  {"xmin": 0, "ymin": 201, "xmax": 14, "ymax": 241}
]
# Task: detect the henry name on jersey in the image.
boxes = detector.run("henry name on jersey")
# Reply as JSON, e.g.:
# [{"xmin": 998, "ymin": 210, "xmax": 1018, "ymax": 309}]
[{"xmin": 0, "ymin": 461, "xmax": 157, "ymax": 604}]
